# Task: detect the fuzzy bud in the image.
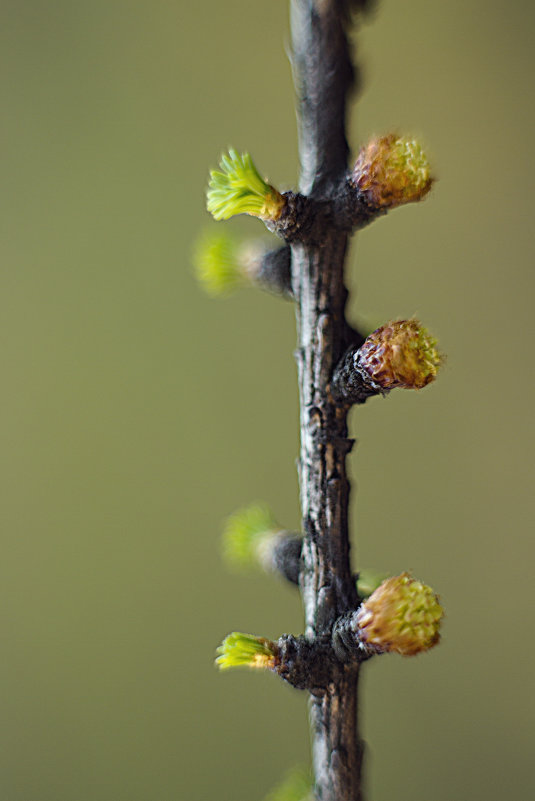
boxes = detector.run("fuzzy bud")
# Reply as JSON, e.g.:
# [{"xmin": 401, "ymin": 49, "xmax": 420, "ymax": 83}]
[
  {"xmin": 356, "ymin": 573, "xmax": 443, "ymax": 656},
  {"xmin": 357, "ymin": 319, "xmax": 441, "ymax": 390},
  {"xmin": 351, "ymin": 135, "xmax": 433, "ymax": 209}
]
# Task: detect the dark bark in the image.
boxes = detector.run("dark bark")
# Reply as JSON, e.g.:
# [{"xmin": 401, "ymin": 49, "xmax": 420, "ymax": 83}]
[
  {"xmin": 289, "ymin": 2, "xmax": 370, "ymax": 799},
  {"xmin": 331, "ymin": 344, "xmax": 385, "ymax": 405}
]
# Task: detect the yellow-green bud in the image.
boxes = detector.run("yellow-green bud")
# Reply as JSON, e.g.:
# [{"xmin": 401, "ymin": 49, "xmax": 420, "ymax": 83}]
[
  {"xmin": 222, "ymin": 502, "xmax": 280, "ymax": 571},
  {"xmin": 351, "ymin": 134, "xmax": 433, "ymax": 209},
  {"xmin": 356, "ymin": 568, "xmax": 391, "ymax": 598},
  {"xmin": 216, "ymin": 632, "xmax": 278, "ymax": 670},
  {"xmin": 193, "ymin": 231, "xmax": 268, "ymax": 297},
  {"xmin": 207, "ymin": 149, "xmax": 285, "ymax": 222},
  {"xmin": 357, "ymin": 319, "xmax": 442, "ymax": 390},
  {"xmin": 356, "ymin": 572, "xmax": 443, "ymax": 656},
  {"xmin": 264, "ymin": 767, "xmax": 313, "ymax": 801}
]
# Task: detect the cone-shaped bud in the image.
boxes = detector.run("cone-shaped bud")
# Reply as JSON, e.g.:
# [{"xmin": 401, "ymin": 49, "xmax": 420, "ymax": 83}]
[
  {"xmin": 193, "ymin": 231, "xmax": 268, "ymax": 297},
  {"xmin": 356, "ymin": 568, "xmax": 391, "ymax": 599},
  {"xmin": 222, "ymin": 502, "xmax": 280, "ymax": 570},
  {"xmin": 356, "ymin": 572, "xmax": 443, "ymax": 656},
  {"xmin": 207, "ymin": 149, "xmax": 285, "ymax": 221},
  {"xmin": 357, "ymin": 319, "xmax": 441, "ymax": 390},
  {"xmin": 351, "ymin": 135, "xmax": 433, "ymax": 209},
  {"xmin": 264, "ymin": 767, "xmax": 313, "ymax": 801},
  {"xmin": 216, "ymin": 632, "xmax": 278, "ymax": 670}
]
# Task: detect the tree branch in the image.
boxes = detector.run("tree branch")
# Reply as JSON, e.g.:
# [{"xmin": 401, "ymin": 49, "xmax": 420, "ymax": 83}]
[{"xmin": 290, "ymin": 2, "xmax": 369, "ymax": 799}]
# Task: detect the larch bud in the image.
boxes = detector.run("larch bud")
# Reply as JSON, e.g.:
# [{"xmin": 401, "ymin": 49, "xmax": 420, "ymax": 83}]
[
  {"xmin": 207, "ymin": 148, "xmax": 285, "ymax": 222},
  {"xmin": 222, "ymin": 502, "xmax": 280, "ymax": 570},
  {"xmin": 193, "ymin": 231, "xmax": 268, "ymax": 297},
  {"xmin": 356, "ymin": 572, "xmax": 443, "ymax": 656},
  {"xmin": 357, "ymin": 319, "xmax": 441, "ymax": 390},
  {"xmin": 351, "ymin": 134, "xmax": 433, "ymax": 209},
  {"xmin": 216, "ymin": 632, "xmax": 278, "ymax": 670},
  {"xmin": 264, "ymin": 767, "xmax": 313, "ymax": 801},
  {"xmin": 356, "ymin": 568, "xmax": 391, "ymax": 599}
]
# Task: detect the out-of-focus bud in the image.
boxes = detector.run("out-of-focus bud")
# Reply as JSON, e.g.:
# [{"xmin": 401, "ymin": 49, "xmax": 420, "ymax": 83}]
[
  {"xmin": 264, "ymin": 766, "xmax": 313, "ymax": 801},
  {"xmin": 356, "ymin": 572, "xmax": 444, "ymax": 656},
  {"xmin": 351, "ymin": 134, "xmax": 433, "ymax": 209},
  {"xmin": 357, "ymin": 319, "xmax": 442, "ymax": 390},
  {"xmin": 193, "ymin": 231, "xmax": 250, "ymax": 296},
  {"xmin": 222, "ymin": 503, "xmax": 279, "ymax": 570},
  {"xmin": 207, "ymin": 148, "xmax": 285, "ymax": 222},
  {"xmin": 215, "ymin": 632, "xmax": 278, "ymax": 670},
  {"xmin": 356, "ymin": 568, "xmax": 391, "ymax": 599}
]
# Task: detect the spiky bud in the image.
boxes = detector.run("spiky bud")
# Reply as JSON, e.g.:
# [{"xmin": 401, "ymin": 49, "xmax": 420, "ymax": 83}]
[
  {"xmin": 356, "ymin": 573, "xmax": 443, "ymax": 656},
  {"xmin": 215, "ymin": 632, "xmax": 278, "ymax": 670},
  {"xmin": 357, "ymin": 319, "xmax": 441, "ymax": 390},
  {"xmin": 207, "ymin": 149, "xmax": 285, "ymax": 222},
  {"xmin": 351, "ymin": 134, "xmax": 433, "ymax": 209}
]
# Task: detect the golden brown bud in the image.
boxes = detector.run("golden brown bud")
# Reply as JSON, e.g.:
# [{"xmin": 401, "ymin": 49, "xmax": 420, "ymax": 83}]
[
  {"xmin": 357, "ymin": 319, "xmax": 441, "ymax": 390},
  {"xmin": 356, "ymin": 573, "xmax": 443, "ymax": 656},
  {"xmin": 351, "ymin": 135, "xmax": 433, "ymax": 209}
]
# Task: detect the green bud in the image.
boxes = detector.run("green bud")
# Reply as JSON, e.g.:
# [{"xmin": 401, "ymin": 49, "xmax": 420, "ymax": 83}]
[
  {"xmin": 357, "ymin": 319, "xmax": 442, "ymax": 390},
  {"xmin": 193, "ymin": 231, "xmax": 245, "ymax": 296},
  {"xmin": 356, "ymin": 572, "xmax": 444, "ymax": 656},
  {"xmin": 216, "ymin": 632, "xmax": 278, "ymax": 670},
  {"xmin": 351, "ymin": 134, "xmax": 433, "ymax": 209},
  {"xmin": 222, "ymin": 502, "xmax": 280, "ymax": 570},
  {"xmin": 356, "ymin": 568, "xmax": 391, "ymax": 598},
  {"xmin": 264, "ymin": 767, "xmax": 314, "ymax": 801},
  {"xmin": 207, "ymin": 149, "xmax": 285, "ymax": 221}
]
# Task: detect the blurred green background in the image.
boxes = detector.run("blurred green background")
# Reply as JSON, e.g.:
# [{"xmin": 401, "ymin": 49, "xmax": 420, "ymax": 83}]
[{"xmin": 1, "ymin": 1, "xmax": 534, "ymax": 799}]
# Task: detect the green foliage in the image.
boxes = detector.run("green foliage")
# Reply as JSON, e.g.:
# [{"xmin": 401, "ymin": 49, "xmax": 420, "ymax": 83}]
[
  {"xmin": 356, "ymin": 568, "xmax": 391, "ymax": 598},
  {"xmin": 216, "ymin": 632, "xmax": 276, "ymax": 670},
  {"xmin": 207, "ymin": 148, "xmax": 284, "ymax": 221},
  {"xmin": 264, "ymin": 767, "xmax": 313, "ymax": 801},
  {"xmin": 222, "ymin": 502, "xmax": 279, "ymax": 570},
  {"xmin": 193, "ymin": 230, "xmax": 245, "ymax": 296}
]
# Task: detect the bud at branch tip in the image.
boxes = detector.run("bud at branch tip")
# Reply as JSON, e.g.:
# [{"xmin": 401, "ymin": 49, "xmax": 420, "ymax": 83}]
[{"xmin": 207, "ymin": 148, "xmax": 285, "ymax": 222}]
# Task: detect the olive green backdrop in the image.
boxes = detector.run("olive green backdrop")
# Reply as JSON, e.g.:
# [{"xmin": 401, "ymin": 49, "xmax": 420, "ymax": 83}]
[{"xmin": 2, "ymin": 1, "xmax": 534, "ymax": 799}]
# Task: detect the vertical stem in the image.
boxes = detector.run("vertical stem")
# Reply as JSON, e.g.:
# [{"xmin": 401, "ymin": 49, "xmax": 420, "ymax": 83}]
[{"xmin": 290, "ymin": 1, "xmax": 365, "ymax": 799}]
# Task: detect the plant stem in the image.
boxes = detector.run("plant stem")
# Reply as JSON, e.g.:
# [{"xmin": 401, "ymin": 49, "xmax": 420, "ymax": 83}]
[{"xmin": 290, "ymin": 2, "xmax": 367, "ymax": 799}]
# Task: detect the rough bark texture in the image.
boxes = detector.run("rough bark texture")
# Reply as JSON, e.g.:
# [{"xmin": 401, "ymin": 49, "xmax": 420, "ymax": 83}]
[{"xmin": 290, "ymin": 1, "xmax": 368, "ymax": 799}]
